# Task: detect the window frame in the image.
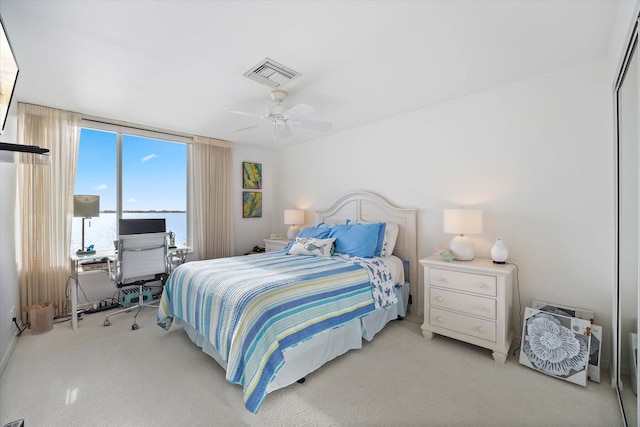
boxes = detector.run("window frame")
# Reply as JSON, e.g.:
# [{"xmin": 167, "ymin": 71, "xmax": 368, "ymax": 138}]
[{"xmin": 77, "ymin": 118, "xmax": 192, "ymax": 248}]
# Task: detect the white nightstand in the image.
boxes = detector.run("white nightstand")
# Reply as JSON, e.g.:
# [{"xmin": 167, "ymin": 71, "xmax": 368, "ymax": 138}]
[
  {"xmin": 263, "ymin": 239, "xmax": 290, "ymax": 252},
  {"xmin": 420, "ymin": 256, "xmax": 514, "ymax": 363}
]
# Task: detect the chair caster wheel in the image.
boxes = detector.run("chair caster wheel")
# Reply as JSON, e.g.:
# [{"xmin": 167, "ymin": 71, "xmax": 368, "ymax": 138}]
[
  {"xmin": 103, "ymin": 320, "xmax": 110, "ymax": 327},
  {"xmin": 132, "ymin": 324, "xmax": 139, "ymax": 330},
  {"xmin": 297, "ymin": 378, "xmax": 305, "ymax": 384}
]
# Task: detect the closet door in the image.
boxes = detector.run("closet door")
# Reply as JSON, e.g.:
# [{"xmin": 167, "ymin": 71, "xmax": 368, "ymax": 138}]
[{"xmin": 617, "ymin": 19, "xmax": 639, "ymax": 427}]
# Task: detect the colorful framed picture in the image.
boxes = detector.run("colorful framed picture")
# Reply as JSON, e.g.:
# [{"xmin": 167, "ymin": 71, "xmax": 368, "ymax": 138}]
[
  {"xmin": 242, "ymin": 161, "xmax": 262, "ymax": 189},
  {"xmin": 243, "ymin": 191, "xmax": 262, "ymax": 218}
]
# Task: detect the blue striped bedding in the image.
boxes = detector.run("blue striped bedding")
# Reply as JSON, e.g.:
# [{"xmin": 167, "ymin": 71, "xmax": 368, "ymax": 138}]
[{"xmin": 157, "ymin": 251, "xmax": 389, "ymax": 413}]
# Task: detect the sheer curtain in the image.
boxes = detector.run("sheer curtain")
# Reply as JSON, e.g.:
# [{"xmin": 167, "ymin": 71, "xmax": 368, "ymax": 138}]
[
  {"xmin": 190, "ymin": 136, "xmax": 233, "ymax": 260},
  {"xmin": 17, "ymin": 103, "xmax": 81, "ymax": 318}
]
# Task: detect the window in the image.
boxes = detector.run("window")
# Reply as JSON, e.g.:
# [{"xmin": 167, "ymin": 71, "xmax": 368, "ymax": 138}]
[{"xmin": 71, "ymin": 126, "xmax": 188, "ymax": 253}]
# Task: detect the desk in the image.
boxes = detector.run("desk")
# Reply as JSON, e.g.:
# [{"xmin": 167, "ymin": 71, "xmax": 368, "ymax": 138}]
[{"xmin": 69, "ymin": 245, "xmax": 190, "ymax": 330}]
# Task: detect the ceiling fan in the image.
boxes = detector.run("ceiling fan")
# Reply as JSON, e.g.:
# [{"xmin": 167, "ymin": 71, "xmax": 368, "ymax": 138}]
[{"xmin": 229, "ymin": 90, "xmax": 332, "ymax": 139}]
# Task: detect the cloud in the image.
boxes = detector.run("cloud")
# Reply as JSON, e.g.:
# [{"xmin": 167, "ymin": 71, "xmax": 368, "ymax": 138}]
[
  {"xmin": 94, "ymin": 184, "xmax": 108, "ymax": 191},
  {"xmin": 127, "ymin": 198, "xmax": 137, "ymax": 203},
  {"xmin": 141, "ymin": 154, "xmax": 158, "ymax": 163}
]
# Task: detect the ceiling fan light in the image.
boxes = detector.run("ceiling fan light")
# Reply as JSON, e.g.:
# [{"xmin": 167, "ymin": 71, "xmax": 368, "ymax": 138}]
[{"xmin": 267, "ymin": 105, "xmax": 286, "ymax": 116}]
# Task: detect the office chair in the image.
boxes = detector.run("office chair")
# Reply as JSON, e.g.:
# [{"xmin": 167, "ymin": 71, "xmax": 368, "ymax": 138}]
[{"xmin": 104, "ymin": 232, "xmax": 169, "ymax": 330}]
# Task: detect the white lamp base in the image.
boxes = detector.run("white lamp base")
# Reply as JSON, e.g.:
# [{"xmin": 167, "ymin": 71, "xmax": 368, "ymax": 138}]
[
  {"xmin": 449, "ymin": 235, "xmax": 475, "ymax": 261},
  {"xmin": 287, "ymin": 225, "xmax": 300, "ymax": 240}
]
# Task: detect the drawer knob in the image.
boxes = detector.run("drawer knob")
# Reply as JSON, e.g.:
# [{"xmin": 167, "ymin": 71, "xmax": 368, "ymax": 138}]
[
  {"xmin": 478, "ymin": 326, "xmax": 486, "ymax": 333},
  {"xmin": 436, "ymin": 296, "xmax": 444, "ymax": 303},
  {"xmin": 478, "ymin": 282, "xmax": 487, "ymax": 288},
  {"xmin": 477, "ymin": 304, "xmax": 486, "ymax": 311},
  {"xmin": 436, "ymin": 276, "xmax": 447, "ymax": 282},
  {"xmin": 435, "ymin": 316, "xmax": 443, "ymax": 323}
]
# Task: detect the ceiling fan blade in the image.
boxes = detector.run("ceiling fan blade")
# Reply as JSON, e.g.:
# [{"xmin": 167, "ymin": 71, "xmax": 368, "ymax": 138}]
[
  {"xmin": 233, "ymin": 125, "xmax": 260, "ymax": 133},
  {"xmin": 275, "ymin": 124, "xmax": 293, "ymax": 139},
  {"xmin": 288, "ymin": 118, "xmax": 332, "ymax": 131},
  {"xmin": 283, "ymin": 103, "xmax": 314, "ymax": 118},
  {"xmin": 228, "ymin": 110, "xmax": 263, "ymax": 119}
]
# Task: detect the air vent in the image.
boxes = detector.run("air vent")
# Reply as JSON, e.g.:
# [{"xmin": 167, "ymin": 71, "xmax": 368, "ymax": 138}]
[{"xmin": 243, "ymin": 58, "xmax": 301, "ymax": 88}]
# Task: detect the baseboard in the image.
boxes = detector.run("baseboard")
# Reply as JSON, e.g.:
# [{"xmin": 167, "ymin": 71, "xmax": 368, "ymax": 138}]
[{"xmin": 0, "ymin": 330, "xmax": 18, "ymax": 378}]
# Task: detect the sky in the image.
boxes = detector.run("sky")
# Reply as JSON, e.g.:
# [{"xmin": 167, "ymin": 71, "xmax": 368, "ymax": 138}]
[{"xmin": 74, "ymin": 128, "xmax": 187, "ymax": 211}]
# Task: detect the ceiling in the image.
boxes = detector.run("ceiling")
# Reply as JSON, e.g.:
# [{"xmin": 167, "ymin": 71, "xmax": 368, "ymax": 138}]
[{"xmin": 0, "ymin": 1, "xmax": 621, "ymax": 148}]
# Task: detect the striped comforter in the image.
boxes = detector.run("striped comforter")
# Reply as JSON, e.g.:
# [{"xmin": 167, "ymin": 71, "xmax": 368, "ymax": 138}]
[{"xmin": 156, "ymin": 251, "xmax": 381, "ymax": 413}]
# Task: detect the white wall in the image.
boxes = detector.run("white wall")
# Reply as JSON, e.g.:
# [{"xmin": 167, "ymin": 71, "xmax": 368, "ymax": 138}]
[
  {"xmin": 231, "ymin": 144, "xmax": 281, "ymax": 255},
  {"xmin": 0, "ymin": 104, "xmax": 20, "ymax": 375},
  {"xmin": 275, "ymin": 58, "xmax": 615, "ymax": 365}
]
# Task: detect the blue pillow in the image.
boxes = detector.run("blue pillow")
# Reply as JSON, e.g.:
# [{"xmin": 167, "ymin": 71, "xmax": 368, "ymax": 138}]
[
  {"xmin": 328, "ymin": 223, "xmax": 383, "ymax": 258},
  {"xmin": 374, "ymin": 222, "xmax": 386, "ymax": 257},
  {"xmin": 285, "ymin": 226, "xmax": 331, "ymax": 252},
  {"xmin": 331, "ymin": 221, "xmax": 386, "ymax": 256}
]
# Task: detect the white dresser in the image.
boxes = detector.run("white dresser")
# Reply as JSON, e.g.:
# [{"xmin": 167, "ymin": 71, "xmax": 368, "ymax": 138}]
[
  {"xmin": 263, "ymin": 239, "xmax": 289, "ymax": 252},
  {"xmin": 420, "ymin": 256, "xmax": 514, "ymax": 362}
]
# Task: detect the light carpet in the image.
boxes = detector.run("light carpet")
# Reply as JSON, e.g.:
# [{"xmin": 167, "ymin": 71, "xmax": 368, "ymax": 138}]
[{"xmin": 0, "ymin": 308, "xmax": 623, "ymax": 426}]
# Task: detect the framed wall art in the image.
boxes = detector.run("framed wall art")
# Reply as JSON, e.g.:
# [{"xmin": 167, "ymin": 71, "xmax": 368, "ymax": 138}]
[
  {"xmin": 243, "ymin": 191, "xmax": 262, "ymax": 218},
  {"xmin": 519, "ymin": 307, "xmax": 591, "ymax": 387},
  {"xmin": 242, "ymin": 161, "xmax": 262, "ymax": 190},
  {"xmin": 531, "ymin": 300, "xmax": 595, "ymax": 323},
  {"xmin": 531, "ymin": 300, "xmax": 601, "ymax": 383},
  {"xmin": 587, "ymin": 324, "xmax": 602, "ymax": 383},
  {"xmin": 1, "ymin": 15, "xmax": 20, "ymax": 132},
  {"xmin": 630, "ymin": 332, "xmax": 638, "ymax": 392}
]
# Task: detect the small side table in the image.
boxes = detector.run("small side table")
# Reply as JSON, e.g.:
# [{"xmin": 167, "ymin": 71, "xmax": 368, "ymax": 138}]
[
  {"xmin": 420, "ymin": 256, "xmax": 515, "ymax": 363},
  {"xmin": 263, "ymin": 239, "xmax": 289, "ymax": 252}
]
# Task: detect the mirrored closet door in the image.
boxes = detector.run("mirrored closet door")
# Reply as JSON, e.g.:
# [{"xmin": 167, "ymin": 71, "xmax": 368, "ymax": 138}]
[{"xmin": 616, "ymin": 17, "xmax": 639, "ymax": 427}]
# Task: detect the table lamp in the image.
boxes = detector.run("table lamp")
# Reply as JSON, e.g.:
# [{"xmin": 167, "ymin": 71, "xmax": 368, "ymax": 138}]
[
  {"xmin": 443, "ymin": 208, "xmax": 483, "ymax": 261},
  {"xmin": 74, "ymin": 195, "xmax": 100, "ymax": 255},
  {"xmin": 284, "ymin": 209, "xmax": 304, "ymax": 240}
]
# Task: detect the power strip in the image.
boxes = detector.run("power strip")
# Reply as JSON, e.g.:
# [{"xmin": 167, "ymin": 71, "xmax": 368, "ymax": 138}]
[{"xmin": 84, "ymin": 302, "xmax": 120, "ymax": 314}]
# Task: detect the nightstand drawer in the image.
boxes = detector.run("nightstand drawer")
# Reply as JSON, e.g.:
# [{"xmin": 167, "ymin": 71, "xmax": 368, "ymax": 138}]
[
  {"xmin": 430, "ymin": 268, "xmax": 497, "ymax": 297},
  {"xmin": 430, "ymin": 288, "xmax": 496, "ymax": 320},
  {"xmin": 430, "ymin": 307, "xmax": 496, "ymax": 342}
]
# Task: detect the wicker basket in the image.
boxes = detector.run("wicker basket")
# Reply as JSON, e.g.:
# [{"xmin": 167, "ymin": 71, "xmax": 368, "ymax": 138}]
[{"xmin": 22, "ymin": 301, "xmax": 55, "ymax": 334}]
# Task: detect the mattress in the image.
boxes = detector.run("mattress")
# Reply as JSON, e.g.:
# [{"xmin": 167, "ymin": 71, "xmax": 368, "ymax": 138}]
[{"xmin": 157, "ymin": 251, "xmax": 403, "ymax": 412}]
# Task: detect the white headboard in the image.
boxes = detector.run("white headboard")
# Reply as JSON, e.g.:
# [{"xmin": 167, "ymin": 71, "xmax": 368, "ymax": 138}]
[{"xmin": 315, "ymin": 192, "xmax": 418, "ymax": 315}]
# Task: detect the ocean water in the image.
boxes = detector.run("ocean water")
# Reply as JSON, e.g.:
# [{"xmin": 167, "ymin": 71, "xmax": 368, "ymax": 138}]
[{"xmin": 71, "ymin": 212, "xmax": 186, "ymax": 252}]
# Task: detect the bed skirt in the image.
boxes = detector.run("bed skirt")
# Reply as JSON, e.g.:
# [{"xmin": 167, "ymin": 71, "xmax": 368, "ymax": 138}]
[{"xmin": 175, "ymin": 282, "xmax": 409, "ymax": 394}]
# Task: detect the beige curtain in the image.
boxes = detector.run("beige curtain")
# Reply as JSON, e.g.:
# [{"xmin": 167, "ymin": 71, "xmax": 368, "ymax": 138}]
[
  {"xmin": 190, "ymin": 136, "xmax": 233, "ymax": 260},
  {"xmin": 17, "ymin": 103, "xmax": 81, "ymax": 318}
]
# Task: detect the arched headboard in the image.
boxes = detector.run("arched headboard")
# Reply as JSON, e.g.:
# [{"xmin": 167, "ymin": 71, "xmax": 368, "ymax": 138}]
[{"xmin": 315, "ymin": 192, "xmax": 418, "ymax": 315}]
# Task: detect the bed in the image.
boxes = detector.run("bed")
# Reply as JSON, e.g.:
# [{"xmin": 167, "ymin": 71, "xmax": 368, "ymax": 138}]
[{"xmin": 157, "ymin": 192, "xmax": 417, "ymax": 413}]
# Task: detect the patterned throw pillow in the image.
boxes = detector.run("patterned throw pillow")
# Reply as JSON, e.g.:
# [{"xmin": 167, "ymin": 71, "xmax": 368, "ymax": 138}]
[
  {"xmin": 381, "ymin": 223, "xmax": 399, "ymax": 257},
  {"xmin": 287, "ymin": 237, "xmax": 336, "ymax": 257}
]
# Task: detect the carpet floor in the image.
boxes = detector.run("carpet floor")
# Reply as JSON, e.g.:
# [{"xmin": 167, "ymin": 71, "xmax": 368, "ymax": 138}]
[{"xmin": 0, "ymin": 307, "xmax": 623, "ymax": 426}]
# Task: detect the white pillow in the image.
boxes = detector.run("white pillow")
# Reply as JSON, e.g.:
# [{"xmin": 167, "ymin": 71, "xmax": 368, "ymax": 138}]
[
  {"xmin": 380, "ymin": 223, "xmax": 399, "ymax": 257},
  {"xmin": 287, "ymin": 237, "xmax": 336, "ymax": 257}
]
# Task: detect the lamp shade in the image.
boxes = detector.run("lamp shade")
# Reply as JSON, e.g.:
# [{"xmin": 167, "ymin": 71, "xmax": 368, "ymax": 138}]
[
  {"xmin": 74, "ymin": 195, "xmax": 100, "ymax": 218},
  {"xmin": 284, "ymin": 209, "xmax": 304, "ymax": 225},
  {"xmin": 443, "ymin": 208, "xmax": 483, "ymax": 235}
]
